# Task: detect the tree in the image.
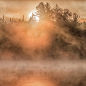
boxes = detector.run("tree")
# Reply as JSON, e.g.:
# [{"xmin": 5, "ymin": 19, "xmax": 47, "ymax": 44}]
[
  {"xmin": 45, "ymin": 3, "xmax": 51, "ymax": 20},
  {"xmin": 63, "ymin": 9, "xmax": 72, "ymax": 21},
  {"xmin": 36, "ymin": 2, "xmax": 52, "ymax": 21},
  {"xmin": 36, "ymin": 2, "xmax": 45, "ymax": 20},
  {"xmin": 73, "ymin": 13, "xmax": 80, "ymax": 23}
]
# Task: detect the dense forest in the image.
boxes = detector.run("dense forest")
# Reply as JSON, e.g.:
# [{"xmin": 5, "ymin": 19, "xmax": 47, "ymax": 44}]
[{"xmin": 0, "ymin": 2, "xmax": 86, "ymax": 60}]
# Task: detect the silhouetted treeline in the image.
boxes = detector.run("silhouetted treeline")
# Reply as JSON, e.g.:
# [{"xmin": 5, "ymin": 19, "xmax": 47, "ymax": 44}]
[{"xmin": 0, "ymin": 2, "xmax": 86, "ymax": 60}]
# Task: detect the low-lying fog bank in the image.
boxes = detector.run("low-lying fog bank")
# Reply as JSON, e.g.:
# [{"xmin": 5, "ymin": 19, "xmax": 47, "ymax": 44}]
[{"xmin": 0, "ymin": 60, "xmax": 86, "ymax": 86}]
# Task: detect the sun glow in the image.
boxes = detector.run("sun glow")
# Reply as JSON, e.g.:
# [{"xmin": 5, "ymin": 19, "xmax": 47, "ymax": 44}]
[
  {"xmin": 17, "ymin": 76, "xmax": 54, "ymax": 86},
  {"xmin": 29, "ymin": 10, "xmax": 39, "ymax": 21}
]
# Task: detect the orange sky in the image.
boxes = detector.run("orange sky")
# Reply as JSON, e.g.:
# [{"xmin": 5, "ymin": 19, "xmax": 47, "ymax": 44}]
[{"xmin": 0, "ymin": 0, "xmax": 86, "ymax": 20}]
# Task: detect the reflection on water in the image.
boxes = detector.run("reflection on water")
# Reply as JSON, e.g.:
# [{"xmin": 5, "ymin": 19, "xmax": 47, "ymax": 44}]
[
  {"xmin": 0, "ymin": 60, "xmax": 86, "ymax": 86},
  {"xmin": 17, "ymin": 75, "xmax": 54, "ymax": 86}
]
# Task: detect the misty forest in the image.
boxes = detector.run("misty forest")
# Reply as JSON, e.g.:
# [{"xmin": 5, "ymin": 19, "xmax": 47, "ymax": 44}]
[
  {"xmin": 0, "ymin": 2, "xmax": 86, "ymax": 60},
  {"xmin": 1, "ymin": 2, "xmax": 86, "ymax": 86}
]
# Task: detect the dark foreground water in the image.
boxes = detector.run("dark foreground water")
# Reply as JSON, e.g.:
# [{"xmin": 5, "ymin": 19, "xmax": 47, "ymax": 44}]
[{"xmin": 0, "ymin": 60, "xmax": 86, "ymax": 86}]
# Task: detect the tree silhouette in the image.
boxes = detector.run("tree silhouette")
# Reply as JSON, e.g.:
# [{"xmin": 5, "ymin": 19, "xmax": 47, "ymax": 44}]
[
  {"xmin": 45, "ymin": 3, "xmax": 51, "ymax": 20},
  {"xmin": 73, "ymin": 13, "xmax": 80, "ymax": 23},
  {"xmin": 36, "ymin": 2, "xmax": 45, "ymax": 20},
  {"xmin": 63, "ymin": 9, "xmax": 72, "ymax": 21},
  {"xmin": 33, "ymin": 2, "xmax": 80, "ymax": 25}
]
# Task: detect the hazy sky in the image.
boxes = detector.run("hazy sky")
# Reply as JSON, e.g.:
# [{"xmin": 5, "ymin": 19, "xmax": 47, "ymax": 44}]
[{"xmin": 0, "ymin": 0, "xmax": 86, "ymax": 20}]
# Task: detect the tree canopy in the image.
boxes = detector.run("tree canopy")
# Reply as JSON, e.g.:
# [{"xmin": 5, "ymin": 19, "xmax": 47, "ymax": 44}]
[{"xmin": 30, "ymin": 2, "xmax": 80, "ymax": 25}]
